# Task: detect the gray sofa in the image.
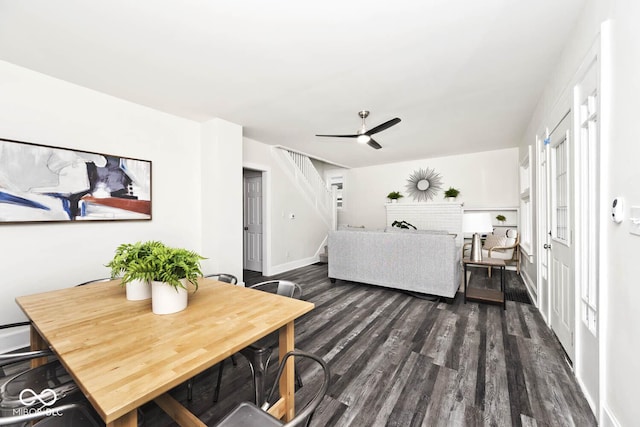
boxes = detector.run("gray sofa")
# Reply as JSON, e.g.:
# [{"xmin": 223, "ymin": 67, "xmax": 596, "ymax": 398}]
[{"xmin": 328, "ymin": 229, "xmax": 461, "ymax": 298}]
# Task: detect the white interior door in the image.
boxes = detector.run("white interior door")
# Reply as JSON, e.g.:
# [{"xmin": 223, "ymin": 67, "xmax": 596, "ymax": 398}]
[
  {"xmin": 548, "ymin": 113, "xmax": 575, "ymax": 361},
  {"xmin": 243, "ymin": 171, "xmax": 262, "ymax": 272}
]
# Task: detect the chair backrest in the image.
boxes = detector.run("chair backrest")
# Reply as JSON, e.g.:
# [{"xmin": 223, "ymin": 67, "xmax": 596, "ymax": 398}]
[
  {"xmin": 0, "ymin": 360, "xmax": 79, "ymax": 411},
  {"xmin": 205, "ymin": 273, "xmax": 238, "ymax": 284},
  {"xmin": 264, "ymin": 351, "xmax": 330, "ymax": 427},
  {"xmin": 76, "ymin": 278, "xmax": 111, "ymax": 287},
  {"xmin": 0, "ymin": 402, "xmax": 101, "ymax": 426},
  {"xmin": 0, "ymin": 322, "xmax": 53, "ymax": 371},
  {"xmin": 249, "ymin": 280, "xmax": 302, "ymax": 300}
]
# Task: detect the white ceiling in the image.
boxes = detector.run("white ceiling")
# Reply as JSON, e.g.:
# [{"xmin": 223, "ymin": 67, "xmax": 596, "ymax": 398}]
[{"xmin": 0, "ymin": 0, "xmax": 586, "ymax": 168}]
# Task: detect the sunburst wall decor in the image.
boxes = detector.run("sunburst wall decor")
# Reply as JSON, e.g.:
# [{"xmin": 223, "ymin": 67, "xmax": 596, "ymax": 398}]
[{"xmin": 405, "ymin": 167, "xmax": 443, "ymax": 202}]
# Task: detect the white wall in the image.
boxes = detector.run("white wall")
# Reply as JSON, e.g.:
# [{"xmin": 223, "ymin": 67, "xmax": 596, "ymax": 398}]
[
  {"xmin": 0, "ymin": 61, "xmax": 243, "ymax": 352},
  {"xmin": 602, "ymin": 2, "xmax": 640, "ymax": 425},
  {"xmin": 201, "ymin": 119, "xmax": 243, "ymax": 280},
  {"xmin": 243, "ymin": 138, "xmax": 330, "ymax": 275},
  {"xmin": 339, "ymin": 148, "xmax": 519, "ymax": 229},
  {"xmin": 518, "ymin": 1, "xmax": 640, "ymax": 425}
]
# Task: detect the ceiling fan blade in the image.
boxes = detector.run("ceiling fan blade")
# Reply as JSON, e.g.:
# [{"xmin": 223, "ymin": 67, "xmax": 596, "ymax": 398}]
[
  {"xmin": 367, "ymin": 138, "xmax": 382, "ymax": 150},
  {"xmin": 315, "ymin": 134, "xmax": 359, "ymax": 138},
  {"xmin": 365, "ymin": 117, "xmax": 401, "ymax": 136}
]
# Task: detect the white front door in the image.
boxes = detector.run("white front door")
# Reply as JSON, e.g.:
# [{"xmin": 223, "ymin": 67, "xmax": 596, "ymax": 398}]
[
  {"xmin": 548, "ymin": 112, "xmax": 575, "ymax": 360},
  {"xmin": 243, "ymin": 171, "xmax": 263, "ymax": 272}
]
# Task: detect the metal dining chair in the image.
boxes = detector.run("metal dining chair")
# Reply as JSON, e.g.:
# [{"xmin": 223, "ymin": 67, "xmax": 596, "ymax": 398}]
[
  {"xmin": 0, "ymin": 402, "xmax": 102, "ymax": 426},
  {"xmin": 187, "ymin": 273, "xmax": 239, "ymax": 402},
  {"xmin": 0, "ymin": 323, "xmax": 83, "ymax": 425},
  {"xmin": 213, "ymin": 351, "xmax": 330, "ymax": 427},
  {"xmin": 0, "ymin": 321, "xmax": 145, "ymax": 427},
  {"xmin": 237, "ymin": 280, "xmax": 304, "ymax": 405},
  {"xmin": 76, "ymin": 278, "xmax": 111, "ymax": 287}
]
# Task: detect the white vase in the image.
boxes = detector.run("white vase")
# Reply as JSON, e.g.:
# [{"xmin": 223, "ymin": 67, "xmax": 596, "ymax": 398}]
[
  {"xmin": 151, "ymin": 279, "xmax": 188, "ymax": 314},
  {"xmin": 125, "ymin": 279, "xmax": 151, "ymax": 301}
]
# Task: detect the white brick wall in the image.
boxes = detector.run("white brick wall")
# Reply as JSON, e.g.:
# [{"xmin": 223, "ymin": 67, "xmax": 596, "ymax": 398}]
[{"xmin": 385, "ymin": 202, "xmax": 463, "ymax": 246}]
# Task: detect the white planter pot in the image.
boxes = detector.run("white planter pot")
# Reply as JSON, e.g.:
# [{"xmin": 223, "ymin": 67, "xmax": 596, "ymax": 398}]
[
  {"xmin": 125, "ymin": 279, "xmax": 151, "ymax": 301},
  {"xmin": 151, "ymin": 279, "xmax": 188, "ymax": 315}
]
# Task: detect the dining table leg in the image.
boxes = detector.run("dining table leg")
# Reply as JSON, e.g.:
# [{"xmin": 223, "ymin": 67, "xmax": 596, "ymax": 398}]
[
  {"xmin": 29, "ymin": 324, "xmax": 49, "ymax": 368},
  {"xmin": 266, "ymin": 320, "xmax": 296, "ymax": 421},
  {"xmin": 107, "ymin": 410, "xmax": 137, "ymax": 427}
]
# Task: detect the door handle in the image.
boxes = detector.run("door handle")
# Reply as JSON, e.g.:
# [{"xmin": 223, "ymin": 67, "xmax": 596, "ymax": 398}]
[
  {"xmin": 543, "ymin": 243, "xmax": 552, "ymax": 249},
  {"xmin": 244, "ymin": 226, "xmax": 249, "ymax": 231}
]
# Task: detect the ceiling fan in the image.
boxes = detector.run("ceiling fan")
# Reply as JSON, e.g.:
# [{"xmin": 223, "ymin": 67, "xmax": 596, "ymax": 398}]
[{"xmin": 316, "ymin": 110, "xmax": 401, "ymax": 150}]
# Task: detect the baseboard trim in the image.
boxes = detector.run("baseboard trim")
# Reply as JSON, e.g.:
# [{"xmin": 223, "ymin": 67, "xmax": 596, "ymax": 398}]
[
  {"xmin": 601, "ymin": 403, "xmax": 621, "ymax": 427},
  {"xmin": 576, "ymin": 376, "xmax": 597, "ymax": 418},
  {"xmin": 520, "ymin": 268, "xmax": 537, "ymax": 307},
  {"xmin": 268, "ymin": 255, "xmax": 320, "ymax": 276}
]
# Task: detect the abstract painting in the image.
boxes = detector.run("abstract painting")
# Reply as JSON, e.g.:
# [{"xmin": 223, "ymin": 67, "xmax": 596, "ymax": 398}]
[{"xmin": 0, "ymin": 138, "xmax": 151, "ymax": 223}]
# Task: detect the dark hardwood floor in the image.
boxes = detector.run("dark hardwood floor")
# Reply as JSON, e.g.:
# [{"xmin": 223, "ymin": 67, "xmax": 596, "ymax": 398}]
[{"xmin": 144, "ymin": 263, "xmax": 596, "ymax": 427}]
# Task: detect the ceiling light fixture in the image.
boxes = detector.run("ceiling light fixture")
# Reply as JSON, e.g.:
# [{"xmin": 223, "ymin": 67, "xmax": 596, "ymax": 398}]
[{"xmin": 356, "ymin": 134, "xmax": 371, "ymax": 144}]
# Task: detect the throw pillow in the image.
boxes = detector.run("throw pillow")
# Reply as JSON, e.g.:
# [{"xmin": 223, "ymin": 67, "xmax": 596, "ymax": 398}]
[{"xmin": 483, "ymin": 234, "xmax": 507, "ymax": 249}]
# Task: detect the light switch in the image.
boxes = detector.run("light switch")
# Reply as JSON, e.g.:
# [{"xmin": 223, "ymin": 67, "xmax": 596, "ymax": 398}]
[{"xmin": 630, "ymin": 206, "xmax": 640, "ymax": 236}]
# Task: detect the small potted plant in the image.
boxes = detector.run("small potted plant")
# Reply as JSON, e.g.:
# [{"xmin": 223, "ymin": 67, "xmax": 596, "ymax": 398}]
[
  {"xmin": 106, "ymin": 240, "xmax": 164, "ymax": 301},
  {"xmin": 126, "ymin": 244, "xmax": 205, "ymax": 314},
  {"xmin": 496, "ymin": 214, "xmax": 507, "ymax": 223},
  {"xmin": 443, "ymin": 187, "xmax": 460, "ymax": 201},
  {"xmin": 387, "ymin": 191, "xmax": 404, "ymax": 203}
]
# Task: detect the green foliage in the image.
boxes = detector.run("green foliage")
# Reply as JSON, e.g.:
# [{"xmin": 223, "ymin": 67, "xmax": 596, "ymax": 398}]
[
  {"xmin": 444, "ymin": 187, "xmax": 460, "ymax": 198},
  {"xmin": 105, "ymin": 241, "xmax": 165, "ymax": 282},
  {"xmin": 106, "ymin": 241, "xmax": 205, "ymax": 291},
  {"xmin": 496, "ymin": 214, "xmax": 507, "ymax": 222},
  {"xmin": 387, "ymin": 191, "xmax": 404, "ymax": 200}
]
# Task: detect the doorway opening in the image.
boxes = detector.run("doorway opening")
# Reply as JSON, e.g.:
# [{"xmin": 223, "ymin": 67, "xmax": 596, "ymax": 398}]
[{"xmin": 243, "ymin": 169, "xmax": 264, "ymax": 273}]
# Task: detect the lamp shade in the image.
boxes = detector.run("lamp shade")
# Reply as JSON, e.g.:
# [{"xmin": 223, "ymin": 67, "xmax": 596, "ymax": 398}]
[{"xmin": 462, "ymin": 212, "xmax": 493, "ymax": 234}]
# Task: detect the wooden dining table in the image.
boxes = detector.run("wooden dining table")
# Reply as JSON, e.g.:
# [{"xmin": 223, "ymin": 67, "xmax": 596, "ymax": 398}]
[{"xmin": 15, "ymin": 277, "xmax": 314, "ymax": 426}]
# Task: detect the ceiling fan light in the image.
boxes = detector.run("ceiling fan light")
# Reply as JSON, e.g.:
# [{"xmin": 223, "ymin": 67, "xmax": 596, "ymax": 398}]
[{"xmin": 357, "ymin": 134, "xmax": 371, "ymax": 144}]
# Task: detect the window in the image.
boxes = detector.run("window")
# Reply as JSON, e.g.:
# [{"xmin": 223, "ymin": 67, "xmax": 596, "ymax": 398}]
[
  {"xmin": 326, "ymin": 172, "xmax": 345, "ymax": 210},
  {"xmin": 519, "ymin": 147, "xmax": 532, "ymax": 254},
  {"xmin": 578, "ymin": 88, "xmax": 599, "ymax": 335}
]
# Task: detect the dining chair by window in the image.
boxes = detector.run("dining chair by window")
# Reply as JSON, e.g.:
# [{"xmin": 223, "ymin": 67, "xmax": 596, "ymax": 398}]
[
  {"xmin": 186, "ymin": 273, "xmax": 239, "ymax": 403},
  {"xmin": 236, "ymin": 280, "xmax": 304, "ymax": 405},
  {"xmin": 213, "ymin": 350, "xmax": 330, "ymax": 427}
]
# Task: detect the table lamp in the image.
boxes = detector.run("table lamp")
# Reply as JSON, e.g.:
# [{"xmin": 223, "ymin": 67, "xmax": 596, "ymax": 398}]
[{"xmin": 462, "ymin": 212, "xmax": 493, "ymax": 262}]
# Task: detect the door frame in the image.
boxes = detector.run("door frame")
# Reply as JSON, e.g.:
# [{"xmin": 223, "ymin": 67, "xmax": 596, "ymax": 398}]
[
  {"xmin": 571, "ymin": 45, "xmax": 601, "ymax": 417},
  {"xmin": 243, "ymin": 163, "xmax": 271, "ymax": 276},
  {"xmin": 536, "ymin": 133, "xmax": 550, "ymax": 320}
]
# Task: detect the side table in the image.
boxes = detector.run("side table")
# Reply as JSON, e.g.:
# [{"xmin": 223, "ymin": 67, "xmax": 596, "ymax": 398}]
[{"xmin": 463, "ymin": 257, "xmax": 506, "ymax": 310}]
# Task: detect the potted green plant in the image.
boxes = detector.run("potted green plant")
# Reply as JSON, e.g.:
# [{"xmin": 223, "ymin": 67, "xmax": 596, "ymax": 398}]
[
  {"xmin": 496, "ymin": 214, "xmax": 507, "ymax": 223},
  {"xmin": 125, "ymin": 244, "xmax": 205, "ymax": 314},
  {"xmin": 387, "ymin": 191, "xmax": 404, "ymax": 203},
  {"xmin": 443, "ymin": 187, "xmax": 460, "ymax": 200},
  {"xmin": 105, "ymin": 240, "xmax": 164, "ymax": 301}
]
